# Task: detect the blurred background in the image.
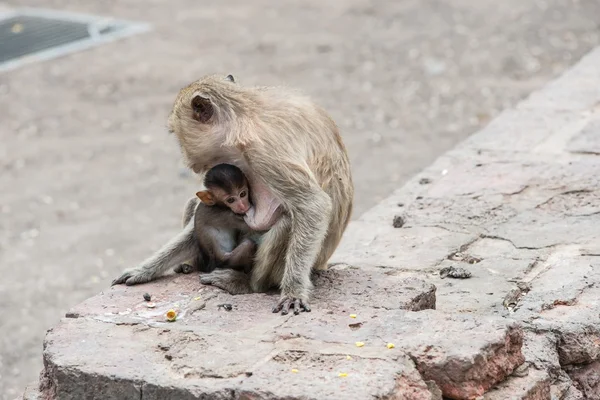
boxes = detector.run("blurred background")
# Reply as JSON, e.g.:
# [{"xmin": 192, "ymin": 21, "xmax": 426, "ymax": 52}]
[{"xmin": 0, "ymin": 0, "xmax": 599, "ymax": 398}]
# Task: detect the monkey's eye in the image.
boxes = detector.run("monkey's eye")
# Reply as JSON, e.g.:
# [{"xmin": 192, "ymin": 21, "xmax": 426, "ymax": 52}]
[
  {"xmin": 239, "ymin": 191, "xmax": 247, "ymax": 198},
  {"xmin": 226, "ymin": 198, "xmax": 235, "ymax": 204}
]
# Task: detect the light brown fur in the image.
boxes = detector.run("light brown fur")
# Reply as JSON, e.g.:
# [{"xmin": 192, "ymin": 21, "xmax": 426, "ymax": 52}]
[{"xmin": 115, "ymin": 74, "xmax": 353, "ymax": 315}]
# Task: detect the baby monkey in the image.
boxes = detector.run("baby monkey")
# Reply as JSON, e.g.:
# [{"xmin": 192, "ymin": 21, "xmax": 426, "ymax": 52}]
[{"xmin": 181, "ymin": 163, "xmax": 259, "ymax": 275}]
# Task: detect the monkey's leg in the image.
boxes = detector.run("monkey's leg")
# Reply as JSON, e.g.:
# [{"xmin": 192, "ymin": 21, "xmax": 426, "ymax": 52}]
[
  {"xmin": 223, "ymin": 239, "xmax": 256, "ymax": 274},
  {"xmin": 112, "ymin": 219, "xmax": 199, "ymax": 286},
  {"xmin": 312, "ymin": 197, "xmax": 353, "ymax": 270},
  {"xmin": 173, "ymin": 197, "xmax": 201, "ymax": 274},
  {"xmin": 199, "ymin": 269, "xmax": 252, "ymax": 295},
  {"xmin": 275, "ymin": 191, "xmax": 332, "ymax": 315},
  {"xmin": 182, "ymin": 197, "xmax": 199, "ymax": 227},
  {"xmin": 250, "ymin": 216, "xmax": 291, "ymax": 292}
]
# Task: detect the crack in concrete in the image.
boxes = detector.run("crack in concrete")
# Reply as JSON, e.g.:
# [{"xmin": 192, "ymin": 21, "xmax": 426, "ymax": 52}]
[
  {"xmin": 540, "ymin": 282, "xmax": 595, "ymax": 312},
  {"xmin": 570, "ymin": 150, "xmax": 600, "ymax": 156},
  {"xmin": 503, "ymin": 185, "xmax": 530, "ymax": 196},
  {"xmin": 481, "ymin": 234, "xmax": 558, "ymax": 250},
  {"xmin": 427, "ymin": 224, "xmax": 472, "ymax": 235},
  {"xmin": 534, "ymin": 189, "xmax": 594, "ymax": 209}
]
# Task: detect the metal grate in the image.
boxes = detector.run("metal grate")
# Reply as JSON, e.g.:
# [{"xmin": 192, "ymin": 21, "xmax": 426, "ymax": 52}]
[{"xmin": 0, "ymin": 8, "xmax": 150, "ymax": 73}]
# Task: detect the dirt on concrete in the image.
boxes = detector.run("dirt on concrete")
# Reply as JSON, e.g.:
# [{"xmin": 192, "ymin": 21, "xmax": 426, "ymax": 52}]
[{"xmin": 1, "ymin": 0, "xmax": 600, "ymax": 398}]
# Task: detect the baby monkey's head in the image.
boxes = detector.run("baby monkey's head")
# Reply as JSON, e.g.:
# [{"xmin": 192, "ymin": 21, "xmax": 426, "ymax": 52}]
[{"xmin": 196, "ymin": 164, "xmax": 250, "ymax": 215}]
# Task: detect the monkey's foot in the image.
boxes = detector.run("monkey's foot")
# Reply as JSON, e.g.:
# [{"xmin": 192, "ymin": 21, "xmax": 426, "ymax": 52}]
[
  {"xmin": 111, "ymin": 268, "xmax": 155, "ymax": 286},
  {"xmin": 174, "ymin": 263, "xmax": 195, "ymax": 274},
  {"xmin": 199, "ymin": 269, "xmax": 253, "ymax": 295},
  {"xmin": 272, "ymin": 297, "xmax": 311, "ymax": 315}
]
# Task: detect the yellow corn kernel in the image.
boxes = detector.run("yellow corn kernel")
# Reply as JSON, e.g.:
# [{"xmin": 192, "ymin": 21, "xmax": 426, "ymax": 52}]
[
  {"xmin": 166, "ymin": 309, "xmax": 177, "ymax": 322},
  {"xmin": 349, "ymin": 314, "xmax": 357, "ymax": 318},
  {"xmin": 387, "ymin": 343, "xmax": 395, "ymax": 349},
  {"xmin": 355, "ymin": 341, "xmax": 365, "ymax": 347},
  {"xmin": 338, "ymin": 372, "xmax": 348, "ymax": 377},
  {"xmin": 346, "ymin": 355, "xmax": 352, "ymax": 360},
  {"xmin": 291, "ymin": 369, "xmax": 298, "ymax": 373}
]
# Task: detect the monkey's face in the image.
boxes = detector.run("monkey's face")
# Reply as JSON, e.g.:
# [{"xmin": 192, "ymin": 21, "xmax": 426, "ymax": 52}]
[{"xmin": 212, "ymin": 185, "xmax": 251, "ymax": 215}]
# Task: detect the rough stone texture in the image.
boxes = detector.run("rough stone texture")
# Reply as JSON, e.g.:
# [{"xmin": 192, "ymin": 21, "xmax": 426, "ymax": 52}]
[
  {"xmin": 3, "ymin": 1, "xmax": 600, "ymax": 396},
  {"xmin": 568, "ymin": 361, "xmax": 600, "ymax": 400},
  {"xmin": 483, "ymin": 369, "xmax": 551, "ymax": 400},
  {"xmin": 20, "ymin": 383, "xmax": 41, "ymax": 400},
  {"xmin": 30, "ymin": 267, "xmax": 445, "ymax": 400},
  {"xmin": 329, "ymin": 46, "xmax": 600, "ymax": 398},
  {"xmin": 37, "ymin": 293, "xmax": 522, "ymax": 400},
  {"xmin": 16, "ymin": 38, "xmax": 600, "ymax": 400}
]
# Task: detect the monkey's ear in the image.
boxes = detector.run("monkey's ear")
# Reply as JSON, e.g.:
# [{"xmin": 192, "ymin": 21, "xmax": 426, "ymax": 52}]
[
  {"xmin": 191, "ymin": 95, "xmax": 214, "ymax": 123},
  {"xmin": 196, "ymin": 190, "xmax": 216, "ymax": 205},
  {"xmin": 225, "ymin": 74, "xmax": 235, "ymax": 83}
]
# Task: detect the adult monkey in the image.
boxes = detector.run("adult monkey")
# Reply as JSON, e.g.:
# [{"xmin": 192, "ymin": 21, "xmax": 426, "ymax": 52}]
[{"xmin": 119, "ymin": 74, "xmax": 353, "ymax": 315}]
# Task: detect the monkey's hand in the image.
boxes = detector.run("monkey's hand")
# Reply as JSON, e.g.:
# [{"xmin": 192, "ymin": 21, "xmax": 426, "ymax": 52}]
[
  {"xmin": 272, "ymin": 296, "xmax": 311, "ymax": 316},
  {"xmin": 111, "ymin": 267, "xmax": 155, "ymax": 286}
]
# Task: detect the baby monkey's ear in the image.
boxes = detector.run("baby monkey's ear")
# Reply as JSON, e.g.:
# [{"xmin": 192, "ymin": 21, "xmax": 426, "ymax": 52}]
[
  {"xmin": 196, "ymin": 190, "xmax": 216, "ymax": 206},
  {"xmin": 225, "ymin": 74, "xmax": 235, "ymax": 83}
]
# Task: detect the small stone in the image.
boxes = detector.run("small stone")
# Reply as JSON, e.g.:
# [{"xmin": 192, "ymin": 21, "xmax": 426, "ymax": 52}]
[
  {"xmin": 143, "ymin": 293, "xmax": 151, "ymax": 302},
  {"xmin": 440, "ymin": 266, "xmax": 472, "ymax": 279},
  {"xmin": 393, "ymin": 215, "xmax": 405, "ymax": 228},
  {"xmin": 11, "ymin": 23, "xmax": 23, "ymax": 33},
  {"xmin": 419, "ymin": 177, "xmax": 432, "ymax": 185}
]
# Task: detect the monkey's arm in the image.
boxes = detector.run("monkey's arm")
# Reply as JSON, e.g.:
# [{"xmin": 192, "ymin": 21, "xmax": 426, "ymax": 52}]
[
  {"xmin": 248, "ymin": 157, "xmax": 331, "ymax": 315},
  {"xmin": 222, "ymin": 238, "xmax": 256, "ymax": 274},
  {"xmin": 275, "ymin": 186, "xmax": 330, "ymax": 314},
  {"xmin": 112, "ymin": 218, "xmax": 199, "ymax": 286}
]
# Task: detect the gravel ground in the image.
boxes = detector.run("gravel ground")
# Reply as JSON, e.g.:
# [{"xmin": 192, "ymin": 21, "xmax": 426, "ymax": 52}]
[{"xmin": 1, "ymin": 0, "xmax": 599, "ymax": 397}]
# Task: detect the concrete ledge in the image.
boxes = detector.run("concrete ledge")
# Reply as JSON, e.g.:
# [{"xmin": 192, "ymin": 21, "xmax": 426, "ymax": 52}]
[{"xmin": 23, "ymin": 46, "xmax": 600, "ymax": 399}]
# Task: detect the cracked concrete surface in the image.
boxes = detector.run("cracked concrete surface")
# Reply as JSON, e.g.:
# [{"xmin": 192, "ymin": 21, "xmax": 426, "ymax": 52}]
[
  {"xmin": 3, "ymin": 0, "xmax": 600, "ymax": 398},
  {"xmin": 17, "ymin": 41, "xmax": 600, "ymax": 400},
  {"xmin": 329, "ymin": 47, "xmax": 600, "ymax": 399}
]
